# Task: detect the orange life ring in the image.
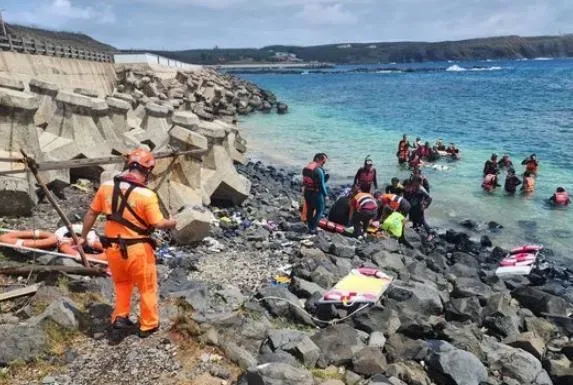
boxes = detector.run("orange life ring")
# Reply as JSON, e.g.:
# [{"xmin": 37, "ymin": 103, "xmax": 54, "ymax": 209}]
[
  {"xmin": 0, "ymin": 230, "xmax": 59, "ymax": 249},
  {"xmin": 58, "ymin": 241, "xmax": 107, "ymax": 262}
]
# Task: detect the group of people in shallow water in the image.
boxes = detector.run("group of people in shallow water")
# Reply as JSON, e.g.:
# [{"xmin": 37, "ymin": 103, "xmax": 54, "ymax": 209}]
[
  {"xmin": 300, "ymin": 135, "xmax": 570, "ymax": 243},
  {"xmin": 301, "ymin": 152, "xmax": 435, "ymax": 244},
  {"xmin": 397, "ymin": 134, "xmax": 460, "ymax": 168},
  {"xmin": 481, "ymin": 153, "xmax": 570, "ymax": 205}
]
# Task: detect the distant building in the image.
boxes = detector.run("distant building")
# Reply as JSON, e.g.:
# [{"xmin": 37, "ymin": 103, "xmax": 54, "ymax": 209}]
[
  {"xmin": 274, "ymin": 52, "xmax": 298, "ymax": 61},
  {"xmin": 337, "ymin": 44, "xmax": 352, "ymax": 49},
  {"xmin": 368, "ymin": 45, "xmax": 377, "ymax": 49}
]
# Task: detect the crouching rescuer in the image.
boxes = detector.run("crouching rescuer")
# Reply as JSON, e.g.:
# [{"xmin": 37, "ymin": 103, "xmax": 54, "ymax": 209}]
[{"xmin": 80, "ymin": 149, "xmax": 177, "ymax": 339}]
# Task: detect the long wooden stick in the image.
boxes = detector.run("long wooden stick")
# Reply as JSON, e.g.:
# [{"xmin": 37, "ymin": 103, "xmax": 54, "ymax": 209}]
[
  {"xmin": 0, "ymin": 148, "xmax": 207, "ymax": 175},
  {"xmin": 0, "ymin": 242, "xmax": 108, "ymax": 266},
  {"xmin": 21, "ymin": 150, "xmax": 90, "ymax": 268},
  {"xmin": 0, "ymin": 265, "xmax": 106, "ymax": 276},
  {"xmin": 0, "ymin": 283, "xmax": 41, "ymax": 302}
]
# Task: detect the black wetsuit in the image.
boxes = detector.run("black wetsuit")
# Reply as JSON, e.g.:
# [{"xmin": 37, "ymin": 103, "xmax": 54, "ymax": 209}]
[
  {"xmin": 404, "ymin": 186, "xmax": 432, "ymax": 235},
  {"xmin": 483, "ymin": 160, "xmax": 499, "ymax": 176},
  {"xmin": 328, "ymin": 196, "xmax": 351, "ymax": 226},
  {"xmin": 504, "ymin": 175, "xmax": 522, "ymax": 194}
]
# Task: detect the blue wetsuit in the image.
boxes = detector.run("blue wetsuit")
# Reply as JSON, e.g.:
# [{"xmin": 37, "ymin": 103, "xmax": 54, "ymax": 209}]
[{"xmin": 304, "ymin": 167, "xmax": 328, "ymax": 233}]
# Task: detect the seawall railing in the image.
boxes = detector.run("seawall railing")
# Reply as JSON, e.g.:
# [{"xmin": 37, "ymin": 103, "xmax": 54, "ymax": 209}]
[{"xmin": 0, "ymin": 35, "xmax": 113, "ymax": 62}]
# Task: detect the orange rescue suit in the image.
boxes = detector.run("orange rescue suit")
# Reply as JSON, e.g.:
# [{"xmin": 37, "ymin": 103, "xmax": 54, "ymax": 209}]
[{"xmin": 90, "ymin": 178, "xmax": 165, "ymax": 331}]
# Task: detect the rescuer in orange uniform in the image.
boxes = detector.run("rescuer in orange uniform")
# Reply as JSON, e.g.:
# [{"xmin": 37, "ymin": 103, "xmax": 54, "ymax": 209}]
[{"xmin": 80, "ymin": 149, "xmax": 177, "ymax": 340}]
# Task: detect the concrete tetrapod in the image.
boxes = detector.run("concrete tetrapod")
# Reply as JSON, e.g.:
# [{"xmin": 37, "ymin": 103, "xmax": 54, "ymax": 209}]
[
  {"xmin": 29, "ymin": 79, "xmax": 59, "ymax": 128},
  {"xmin": 0, "ymin": 87, "xmax": 41, "ymax": 216},
  {"xmin": 200, "ymin": 120, "xmax": 251, "ymax": 205},
  {"xmin": 132, "ymin": 103, "xmax": 171, "ymax": 151},
  {"xmin": 40, "ymin": 91, "xmax": 115, "ymax": 180},
  {"xmin": 172, "ymin": 205, "xmax": 214, "ymax": 244}
]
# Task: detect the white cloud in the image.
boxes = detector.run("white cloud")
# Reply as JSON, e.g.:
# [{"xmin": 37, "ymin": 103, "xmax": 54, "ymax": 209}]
[
  {"xmin": 48, "ymin": 0, "xmax": 115, "ymax": 24},
  {"xmin": 297, "ymin": 3, "xmax": 357, "ymax": 25}
]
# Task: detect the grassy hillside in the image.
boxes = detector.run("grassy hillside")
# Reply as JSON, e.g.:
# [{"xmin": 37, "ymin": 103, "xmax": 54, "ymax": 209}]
[
  {"xmin": 5, "ymin": 23, "xmax": 115, "ymax": 52},
  {"xmin": 136, "ymin": 35, "xmax": 573, "ymax": 65}
]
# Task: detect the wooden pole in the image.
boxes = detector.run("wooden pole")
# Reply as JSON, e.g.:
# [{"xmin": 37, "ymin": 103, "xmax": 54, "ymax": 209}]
[
  {"xmin": 20, "ymin": 150, "xmax": 90, "ymax": 268},
  {"xmin": 0, "ymin": 265, "xmax": 106, "ymax": 277}
]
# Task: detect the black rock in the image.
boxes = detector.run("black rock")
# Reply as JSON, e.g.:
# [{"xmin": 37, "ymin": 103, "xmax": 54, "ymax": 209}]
[
  {"xmin": 460, "ymin": 219, "xmax": 478, "ymax": 230},
  {"xmin": 512, "ymin": 286, "xmax": 569, "ymax": 316},
  {"xmin": 488, "ymin": 221, "xmax": 504, "ymax": 231},
  {"xmin": 480, "ymin": 235, "xmax": 493, "ymax": 248},
  {"xmin": 445, "ymin": 297, "xmax": 482, "ymax": 323}
]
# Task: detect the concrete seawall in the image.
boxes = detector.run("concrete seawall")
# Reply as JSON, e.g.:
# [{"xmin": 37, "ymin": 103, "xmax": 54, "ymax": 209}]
[{"xmin": 0, "ymin": 52, "xmax": 116, "ymax": 96}]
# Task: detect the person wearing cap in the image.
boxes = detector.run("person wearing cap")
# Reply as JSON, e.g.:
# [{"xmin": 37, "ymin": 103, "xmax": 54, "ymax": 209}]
[
  {"xmin": 498, "ymin": 154, "xmax": 513, "ymax": 170},
  {"xmin": 385, "ymin": 177, "xmax": 405, "ymax": 195},
  {"xmin": 483, "ymin": 153, "xmax": 499, "ymax": 177},
  {"xmin": 504, "ymin": 168, "xmax": 522, "ymax": 194},
  {"xmin": 353, "ymin": 156, "xmax": 378, "ymax": 193},
  {"xmin": 80, "ymin": 148, "xmax": 177, "ymax": 341}
]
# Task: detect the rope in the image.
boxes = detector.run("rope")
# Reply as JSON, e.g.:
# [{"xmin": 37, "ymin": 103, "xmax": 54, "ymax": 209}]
[{"xmin": 256, "ymin": 296, "xmax": 371, "ymax": 326}]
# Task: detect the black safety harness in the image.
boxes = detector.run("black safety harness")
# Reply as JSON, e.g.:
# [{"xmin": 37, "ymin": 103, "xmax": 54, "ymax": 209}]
[{"xmin": 101, "ymin": 177, "xmax": 157, "ymax": 258}]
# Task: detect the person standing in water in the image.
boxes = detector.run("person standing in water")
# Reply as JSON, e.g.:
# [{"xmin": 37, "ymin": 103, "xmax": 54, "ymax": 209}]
[
  {"xmin": 521, "ymin": 171, "xmax": 536, "ymax": 194},
  {"xmin": 353, "ymin": 156, "xmax": 378, "ymax": 193},
  {"xmin": 498, "ymin": 154, "xmax": 513, "ymax": 170},
  {"xmin": 522, "ymin": 154, "xmax": 539, "ymax": 175},
  {"xmin": 504, "ymin": 168, "xmax": 522, "ymax": 194},
  {"xmin": 397, "ymin": 135, "xmax": 410, "ymax": 164},
  {"xmin": 483, "ymin": 154, "xmax": 499, "ymax": 177},
  {"xmin": 302, "ymin": 153, "xmax": 329, "ymax": 234},
  {"xmin": 385, "ymin": 177, "xmax": 405, "ymax": 195}
]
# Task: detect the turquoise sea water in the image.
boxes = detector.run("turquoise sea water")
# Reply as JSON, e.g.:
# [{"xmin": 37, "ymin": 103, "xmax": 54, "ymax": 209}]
[{"xmin": 239, "ymin": 59, "xmax": 573, "ymax": 262}]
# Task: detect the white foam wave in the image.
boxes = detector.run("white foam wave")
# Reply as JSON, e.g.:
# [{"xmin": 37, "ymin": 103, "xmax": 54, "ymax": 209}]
[
  {"xmin": 533, "ymin": 57, "xmax": 553, "ymax": 61},
  {"xmin": 446, "ymin": 64, "xmax": 466, "ymax": 72},
  {"xmin": 376, "ymin": 70, "xmax": 401, "ymax": 74},
  {"xmin": 446, "ymin": 65, "xmax": 503, "ymax": 72}
]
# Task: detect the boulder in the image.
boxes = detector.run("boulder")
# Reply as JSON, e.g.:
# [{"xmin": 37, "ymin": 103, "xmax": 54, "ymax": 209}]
[
  {"xmin": 483, "ymin": 292, "xmax": 514, "ymax": 318},
  {"xmin": 283, "ymin": 336, "xmax": 321, "ymax": 368},
  {"xmin": 440, "ymin": 324, "xmax": 485, "ymax": 361},
  {"xmin": 512, "ymin": 286, "xmax": 568, "ymax": 316},
  {"xmin": 0, "ymin": 325, "xmax": 47, "ymax": 365},
  {"xmin": 259, "ymin": 351, "xmax": 301, "ymax": 368},
  {"xmin": 330, "ymin": 234, "xmax": 355, "ymax": 258},
  {"xmin": 481, "ymin": 336, "xmax": 552, "ymax": 385},
  {"xmin": 505, "ymin": 332, "xmax": 546, "ymax": 360},
  {"xmin": 550, "ymin": 366, "xmax": 573, "ymax": 385},
  {"xmin": 291, "ymin": 277, "xmax": 326, "ymax": 298},
  {"xmin": 311, "ymin": 324, "xmax": 365, "ymax": 368},
  {"xmin": 387, "ymin": 280, "xmax": 444, "ymax": 315},
  {"xmin": 372, "ymin": 251, "xmax": 405, "ymax": 273},
  {"xmin": 223, "ymin": 341, "xmax": 258, "ymax": 370},
  {"xmin": 353, "ymin": 307, "xmax": 401, "ymax": 335},
  {"xmin": 483, "ymin": 314, "xmax": 522, "ymax": 339},
  {"xmin": 276, "ymin": 102, "xmax": 288, "ymax": 114},
  {"xmin": 525, "ymin": 316, "xmax": 559, "ymax": 342},
  {"xmin": 172, "ymin": 206, "xmax": 214, "ymax": 244},
  {"xmin": 30, "ymin": 297, "xmax": 82, "ymax": 329},
  {"xmin": 425, "ymin": 340, "xmax": 487, "ymax": 385},
  {"xmin": 246, "ymin": 363, "xmax": 313, "ymax": 385},
  {"xmin": 386, "ymin": 361, "xmax": 432, "ymax": 385},
  {"xmin": 311, "ymin": 266, "xmax": 336, "ymax": 289},
  {"xmin": 452, "ymin": 277, "xmax": 493, "ymax": 301},
  {"xmin": 445, "ymin": 296, "xmax": 482, "ymax": 323},
  {"xmin": 258, "ymin": 286, "xmax": 314, "ymax": 325},
  {"xmin": 368, "ymin": 332, "xmax": 387, "ymax": 349},
  {"xmin": 352, "ymin": 347, "xmax": 387, "ymax": 375},
  {"xmin": 267, "ymin": 329, "xmax": 306, "ymax": 351},
  {"xmin": 384, "ymin": 334, "xmax": 427, "ymax": 363}
]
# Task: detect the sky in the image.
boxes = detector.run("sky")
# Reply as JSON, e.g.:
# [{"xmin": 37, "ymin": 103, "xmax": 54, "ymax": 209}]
[{"xmin": 3, "ymin": 0, "xmax": 573, "ymax": 50}]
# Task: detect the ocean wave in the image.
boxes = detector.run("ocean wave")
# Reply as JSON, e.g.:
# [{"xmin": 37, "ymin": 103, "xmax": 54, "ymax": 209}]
[
  {"xmin": 376, "ymin": 70, "xmax": 401, "ymax": 74},
  {"xmin": 446, "ymin": 64, "xmax": 466, "ymax": 72},
  {"xmin": 446, "ymin": 64, "xmax": 504, "ymax": 72},
  {"xmin": 533, "ymin": 57, "xmax": 553, "ymax": 61}
]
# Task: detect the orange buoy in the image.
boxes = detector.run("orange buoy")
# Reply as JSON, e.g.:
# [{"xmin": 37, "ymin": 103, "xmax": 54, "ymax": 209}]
[{"xmin": 0, "ymin": 230, "xmax": 59, "ymax": 249}]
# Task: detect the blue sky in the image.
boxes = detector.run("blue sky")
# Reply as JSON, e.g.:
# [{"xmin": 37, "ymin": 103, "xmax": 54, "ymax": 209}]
[{"xmin": 3, "ymin": 0, "xmax": 573, "ymax": 50}]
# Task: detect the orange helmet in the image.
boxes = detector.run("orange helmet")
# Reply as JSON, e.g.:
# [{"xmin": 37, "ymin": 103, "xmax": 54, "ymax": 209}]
[{"xmin": 127, "ymin": 148, "xmax": 155, "ymax": 170}]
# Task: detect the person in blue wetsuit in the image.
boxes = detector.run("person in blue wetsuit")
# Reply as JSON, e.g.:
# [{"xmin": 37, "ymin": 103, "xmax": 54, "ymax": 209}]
[{"xmin": 302, "ymin": 153, "xmax": 329, "ymax": 234}]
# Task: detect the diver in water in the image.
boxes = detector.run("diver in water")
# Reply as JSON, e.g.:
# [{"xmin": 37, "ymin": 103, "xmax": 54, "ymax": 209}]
[
  {"xmin": 498, "ymin": 154, "xmax": 513, "ymax": 170},
  {"xmin": 482, "ymin": 173, "xmax": 501, "ymax": 192},
  {"xmin": 522, "ymin": 154, "xmax": 539, "ymax": 175},
  {"xmin": 397, "ymin": 135, "xmax": 410, "ymax": 165},
  {"xmin": 504, "ymin": 168, "xmax": 522, "ymax": 194},
  {"xmin": 483, "ymin": 153, "xmax": 499, "ymax": 177},
  {"xmin": 521, "ymin": 171, "xmax": 536, "ymax": 193},
  {"xmin": 446, "ymin": 143, "xmax": 461, "ymax": 160},
  {"xmin": 435, "ymin": 139, "xmax": 446, "ymax": 151},
  {"xmin": 549, "ymin": 187, "xmax": 570, "ymax": 206},
  {"xmin": 385, "ymin": 177, "xmax": 405, "ymax": 195}
]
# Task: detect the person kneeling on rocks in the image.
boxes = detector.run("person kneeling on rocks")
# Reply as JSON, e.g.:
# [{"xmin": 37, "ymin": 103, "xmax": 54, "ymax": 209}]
[
  {"xmin": 348, "ymin": 185, "xmax": 378, "ymax": 239},
  {"xmin": 80, "ymin": 148, "xmax": 177, "ymax": 341},
  {"xmin": 379, "ymin": 206, "xmax": 413, "ymax": 247}
]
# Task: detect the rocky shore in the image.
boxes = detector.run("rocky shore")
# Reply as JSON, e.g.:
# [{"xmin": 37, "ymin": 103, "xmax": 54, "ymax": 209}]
[{"xmin": 1, "ymin": 158, "xmax": 573, "ymax": 385}]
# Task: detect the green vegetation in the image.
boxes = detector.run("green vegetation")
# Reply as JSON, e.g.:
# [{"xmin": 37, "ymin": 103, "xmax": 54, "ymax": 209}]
[
  {"xmin": 132, "ymin": 34, "xmax": 573, "ymax": 65},
  {"xmin": 6, "ymin": 23, "xmax": 116, "ymax": 52}
]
